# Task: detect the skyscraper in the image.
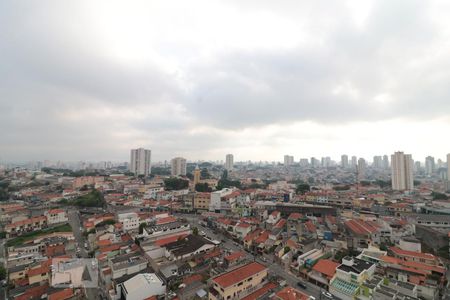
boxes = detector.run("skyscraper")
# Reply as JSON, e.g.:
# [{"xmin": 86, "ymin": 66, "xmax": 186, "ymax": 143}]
[
  {"xmin": 225, "ymin": 154, "xmax": 234, "ymax": 171},
  {"xmin": 129, "ymin": 148, "xmax": 151, "ymax": 176},
  {"xmin": 373, "ymin": 156, "xmax": 383, "ymax": 169},
  {"xmin": 341, "ymin": 155, "xmax": 349, "ymax": 168},
  {"xmin": 171, "ymin": 157, "xmax": 187, "ymax": 176},
  {"xmin": 284, "ymin": 155, "xmax": 294, "ymax": 166},
  {"xmin": 425, "ymin": 156, "xmax": 435, "ymax": 175},
  {"xmin": 382, "ymin": 155, "xmax": 390, "ymax": 170},
  {"xmin": 357, "ymin": 158, "xmax": 366, "ymax": 180},
  {"xmin": 391, "ymin": 151, "xmax": 414, "ymax": 191},
  {"xmin": 351, "ymin": 156, "xmax": 357, "ymax": 170},
  {"xmin": 447, "ymin": 154, "xmax": 450, "ymax": 183}
]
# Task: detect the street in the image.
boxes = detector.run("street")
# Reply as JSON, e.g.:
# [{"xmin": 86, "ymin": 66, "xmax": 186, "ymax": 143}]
[
  {"xmin": 67, "ymin": 209, "xmax": 99, "ymax": 300},
  {"xmin": 175, "ymin": 213, "xmax": 327, "ymax": 300}
]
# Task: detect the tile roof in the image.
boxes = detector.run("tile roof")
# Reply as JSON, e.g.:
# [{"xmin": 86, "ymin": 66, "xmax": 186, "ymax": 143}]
[
  {"xmin": 275, "ymin": 287, "xmax": 310, "ymax": 300},
  {"xmin": 183, "ymin": 274, "xmax": 203, "ymax": 285},
  {"xmin": 27, "ymin": 265, "xmax": 50, "ymax": 277},
  {"xmin": 154, "ymin": 233, "xmax": 188, "ymax": 247},
  {"xmin": 212, "ymin": 262, "xmax": 266, "ymax": 288},
  {"xmin": 241, "ymin": 282, "xmax": 277, "ymax": 300},
  {"xmin": 224, "ymin": 251, "xmax": 246, "ymax": 262},
  {"xmin": 390, "ymin": 247, "xmax": 437, "ymax": 260},
  {"xmin": 345, "ymin": 219, "xmax": 378, "ymax": 235},
  {"xmin": 312, "ymin": 259, "xmax": 339, "ymax": 279},
  {"xmin": 48, "ymin": 288, "xmax": 74, "ymax": 300},
  {"xmin": 156, "ymin": 216, "xmax": 178, "ymax": 225}
]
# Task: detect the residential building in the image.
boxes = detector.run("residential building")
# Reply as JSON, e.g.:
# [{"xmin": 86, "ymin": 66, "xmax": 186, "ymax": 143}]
[
  {"xmin": 209, "ymin": 262, "xmax": 268, "ymax": 300},
  {"xmin": 225, "ymin": 154, "xmax": 234, "ymax": 171},
  {"xmin": 274, "ymin": 287, "xmax": 311, "ymax": 300},
  {"xmin": 117, "ymin": 212, "xmax": 140, "ymax": 231},
  {"xmin": 391, "ymin": 151, "xmax": 414, "ymax": 191},
  {"xmin": 351, "ymin": 156, "xmax": 357, "ymax": 169},
  {"xmin": 110, "ymin": 252, "xmax": 149, "ymax": 279},
  {"xmin": 341, "ymin": 155, "xmax": 349, "ymax": 168},
  {"xmin": 383, "ymin": 154, "xmax": 390, "ymax": 170},
  {"xmin": 5, "ymin": 216, "xmax": 48, "ymax": 238},
  {"xmin": 284, "ymin": 155, "xmax": 294, "ymax": 166},
  {"xmin": 425, "ymin": 156, "xmax": 435, "ymax": 175},
  {"xmin": 171, "ymin": 157, "xmax": 187, "ymax": 176},
  {"xmin": 209, "ymin": 188, "xmax": 234, "ymax": 212},
  {"xmin": 44, "ymin": 209, "xmax": 68, "ymax": 225},
  {"xmin": 373, "ymin": 156, "xmax": 383, "ymax": 169},
  {"xmin": 130, "ymin": 148, "xmax": 151, "ymax": 176},
  {"xmin": 329, "ymin": 257, "xmax": 376, "ymax": 300},
  {"xmin": 194, "ymin": 192, "xmax": 211, "ymax": 211},
  {"xmin": 357, "ymin": 158, "xmax": 366, "ymax": 181}
]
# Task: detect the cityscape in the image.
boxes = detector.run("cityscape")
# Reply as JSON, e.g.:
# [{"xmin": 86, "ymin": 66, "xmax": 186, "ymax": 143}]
[
  {"xmin": 1, "ymin": 150, "xmax": 450, "ymax": 300},
  {"xmin": 2, "ymin": 1, "xmax": 450, "ymax": 300}
]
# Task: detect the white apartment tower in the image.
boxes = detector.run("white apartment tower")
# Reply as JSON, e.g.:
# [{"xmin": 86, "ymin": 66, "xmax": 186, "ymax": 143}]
[
  {"xmin": 341, "ymin": 155, "xmax": 349, "ymax": 168},
  {"xmin": 130, "ymin": 148, "xmax": 151, "ymax": 176},
  {"xmin": 225, "ymin": 154, "xmax": 234, "ymax": 171},
  {"xmin": 284, "ymin": 155, "xmax": 294, "ymax": 166},
  {"xmin": 351, "ymin": 156, "xmax": 357, "ymax": 170},
  {"xmin": 425, "ymin": 156, "xmax": 435, "ymax": 175},
  {"xmin": 357, "ymin": 158, "xmax": 366, "ymax": 180},
  {"xmin": 391, "ymin": 151, "xmax": 414, "ymax": 191},
  {"xmin": 171, "ymin": 157, "xmax": 187, "ymax": 176}
]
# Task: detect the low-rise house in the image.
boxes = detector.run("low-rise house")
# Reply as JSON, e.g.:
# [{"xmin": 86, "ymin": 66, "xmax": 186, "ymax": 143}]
[
  {"xmin": 308, "ymin": 259, "xmax": 340, "ymax": 288},
  {"xmin": 44, "ymin": 209, "xmax": 68, "ymax": 225},
  {"xmin": 164, "ymin": 234, "xmax": 216, "ymax": 261},
  {"xmin": 209, "ymin": 262, "xmax": 268, "ymax": 300},
  {"xmin": 5, "ymin": 216, "xmax": 48, "ymax": 238}
]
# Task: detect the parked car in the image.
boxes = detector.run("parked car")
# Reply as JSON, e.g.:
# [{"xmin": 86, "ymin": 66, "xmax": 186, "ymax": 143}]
[{"xmin": 297, "ymin": 282, "xmax": 307, "ymax": 289}]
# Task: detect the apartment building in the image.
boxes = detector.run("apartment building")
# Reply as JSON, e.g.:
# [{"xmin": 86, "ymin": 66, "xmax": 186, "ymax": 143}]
[
  {"xmin": 44, "ymin": 209, "xmax": 68, "ymax": 225},
  {"xmin": 194, "ymin": 192, "xmax": 211, "ymax": 211},
  {"xmin": 5, "ymin": 216, "xmax": 48, "ymax": 238}
]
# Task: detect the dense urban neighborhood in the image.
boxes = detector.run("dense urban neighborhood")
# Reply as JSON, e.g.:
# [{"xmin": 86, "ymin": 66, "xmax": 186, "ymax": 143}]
[{"xmin": 1, "ymin": 151, "xmax": 450, "ymax": 300}]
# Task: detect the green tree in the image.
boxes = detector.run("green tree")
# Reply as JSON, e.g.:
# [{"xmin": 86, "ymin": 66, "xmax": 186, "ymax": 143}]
[
  {"xmin": 192, "ymin": 227, "xmax": 199, "ymax": 236},
  {"xmin": 139, "ymin": 223, "xmax": 147, "ymax": 234},
  {"xmin": 0, "ymin": 265, "xmax": 6, "ymax": 281},
  {"xmin": 296, "ymin": 183, "xmax": 310, "ymax": 195},
  {"xmin": 164, "ymin": 177, "xmax": 189, "ymax": 190},
  {"xmin": 284, "ymin": 246, "xmax": 291, "ymax": 254},
  {"xmin": 195, "ymin": 183, "xmax": 212, "ymax": 192}
]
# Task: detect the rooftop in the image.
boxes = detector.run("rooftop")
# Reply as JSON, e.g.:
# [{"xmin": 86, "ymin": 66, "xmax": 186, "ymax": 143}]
[{"xmin": 212, "ymin": 262, "xmax": 266, "ymax": 288}]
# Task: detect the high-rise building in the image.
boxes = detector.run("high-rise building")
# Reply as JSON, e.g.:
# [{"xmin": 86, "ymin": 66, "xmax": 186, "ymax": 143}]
[
  {"xmin": 391, "ymin": 151, "xmax": 414, "ymax": 191},
  {"xmin": 284, "ymin": 155, "xmax": 294, "ymax": 166},
  {"xmin": 447, "ymin": 154, "xmax": 450, "ymax": 183},
  {"xmin": 193, "ymin": 165, "xmax": 201, "ymax": 186},
  {"xmin": 383, "ymin": 155, "xmax": 390, "ymax": 170},
  {"xmin": 311, "ymin": 157, "xmax": 320, "ymax": 168},
  {"xmin": 357, "ymin": 158, "xmax": 366, "ymax": 180},
  {"xmin": 351, "ymin": 156, "xmax": 357, "ymax": 170},
  {"xmin": 130, "ymin": 148, "xmax": 151, "ymax": 176},
  {"xmin": 225, "ymin": 154, "xmax": 234, "ymax": 171},
  {"xmin": 171, "ymin": 157, "xmax": 187, "ymax": 176},
  {"xmin": 373, "ymin": 156, "xmax": 383, "ymax": 169},
  {"xmin": 299, "ymin": 158, "xmax": 309, "ymax": 167},
  {"xmin": 341, "ymin": 155, "xmax": 349, "ymax": 168},
  {"xmin": 425, "ymin": 156, "xmax": 435, "ymax": 175}
]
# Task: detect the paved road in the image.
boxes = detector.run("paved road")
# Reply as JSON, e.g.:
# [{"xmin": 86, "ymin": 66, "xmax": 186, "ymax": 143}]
[
  {"xmin": 67, "ymin": 209, "xmax": 99, "ymax": 300},
  {"xmin": 174, "ymin": 213, "xmax": 329, "ymax": 300}
]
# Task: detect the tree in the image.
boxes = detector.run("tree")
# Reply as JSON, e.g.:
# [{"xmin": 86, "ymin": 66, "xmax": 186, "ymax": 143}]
[
  {"xmin": 164, "ymin": 177, "xmax": 189, "ymax": 190},
  {"xmin": 139, "ymin": 223, "xmax": 147, "ymax": 234},
  {"xmin": 221, "ymin": 170, "xmax": 228, "ymax": 180},
  {"xmin": 284, "ymin": 246, "xmax": 291, "ymax": 254},
  {"xmin": 0, "ymin": 265, "xmax": 6, "ymax": 281},
  {"xmin": 195, "ymin": 183, "xmax": 212, "ymax": 192},
  {"xmin": 431, "ymin": 191, "xmax": 448, "ymax": 200},
  {"xmin": 296, "ymin": 183, "xmax": 310, "ymax": 195},
  {"xmin": 192, "ymin": 227, "xmax": 199, "ymax": 236}
]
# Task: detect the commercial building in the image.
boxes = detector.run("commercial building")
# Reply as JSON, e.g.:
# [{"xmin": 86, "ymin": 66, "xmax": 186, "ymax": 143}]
[
  {"xmin": 130, "ymin": 148, "xmax": 151, "ymax": 176},
  {"xmin": 118, "ymin": 273, "xmax": 165, "ymax": 300},
  {"xmin": 171, "ymin": 157, "xmax": 187, "ymax": 176},
  {"xmin": 391, "ymin": 151, "xmax": 414, "ymax": 191}
]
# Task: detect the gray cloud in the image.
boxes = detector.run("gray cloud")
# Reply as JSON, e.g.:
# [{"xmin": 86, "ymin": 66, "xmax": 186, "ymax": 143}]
[{"xmin": 1, "ymin": 0, "xmax": 450, "ymax": 161}]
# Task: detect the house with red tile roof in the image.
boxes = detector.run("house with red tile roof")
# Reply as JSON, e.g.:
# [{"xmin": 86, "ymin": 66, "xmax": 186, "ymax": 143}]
[
  {"xmin": 308, "ymin": 259, "xmax": 340, "ymax": 287},
  {"xmin": 224, "ymin": 251, "xmax": 246, "ymax": 268},
  {"xmin": 48, "ymin": 288, "xmax": 75, "ymax": 300},
  {"xmin": 210, "ymin": 262, "xmax": 268, "ymax": 300},
  {"xmin": 389, "ymin": 247, "xmax": 440, "ymax": 266},
  {"xmin": 273, "ymin": 286, "xmax": 310, "ymax": 300},
  {"xmin": 234, "ymin": 222, "xmax": 253, "ymax": 239}
]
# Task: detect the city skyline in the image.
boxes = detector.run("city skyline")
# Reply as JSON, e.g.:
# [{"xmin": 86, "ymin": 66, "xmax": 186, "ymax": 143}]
[{"xmin": 2, "ymin": 1, "xmax": 450, "ymax": 162}]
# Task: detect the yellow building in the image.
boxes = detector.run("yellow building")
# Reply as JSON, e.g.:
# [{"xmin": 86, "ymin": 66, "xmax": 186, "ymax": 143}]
[
  {"xmin": 27, "ymin": 264, "xmax": 50, "ymax": 285},
  {"xmin": 209, "ymin": 262, "xmax": 267, "ymax": 300},
  {"xmin": 194, "ymin": 192, "xmax": 211, "ymax": 211},
  {"xmin": 194, "ymin": 166, "xmax": 201, "ymax": 186}
]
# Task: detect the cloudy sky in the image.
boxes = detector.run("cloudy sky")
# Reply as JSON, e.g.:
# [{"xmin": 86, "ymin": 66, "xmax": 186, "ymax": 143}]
[{"xmin": 2, "ymin": 0, "xmax": 450, "ymax": 163}]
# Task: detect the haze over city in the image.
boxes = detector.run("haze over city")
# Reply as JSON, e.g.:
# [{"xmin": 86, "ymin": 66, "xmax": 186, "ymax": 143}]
[{"xmin": 2, "ymin": 0, "xmax": 450, "ymax": 162}]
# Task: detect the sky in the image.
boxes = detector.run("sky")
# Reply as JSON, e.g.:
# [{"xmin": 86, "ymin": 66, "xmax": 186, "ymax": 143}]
[{"xmin": 1, "ymin": 0, "xmax": 450, "ymax": 163}]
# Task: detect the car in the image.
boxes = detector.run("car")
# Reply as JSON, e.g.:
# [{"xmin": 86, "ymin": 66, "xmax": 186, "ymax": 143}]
[
  {"xmin": 297, "ymin": 282, "xmax": 307, "ymax": 289},
  {"xmin": 321, "ymin": 291, "xmax": 333, "ymax": 299}
]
